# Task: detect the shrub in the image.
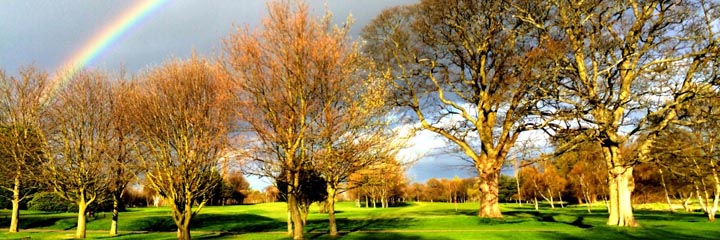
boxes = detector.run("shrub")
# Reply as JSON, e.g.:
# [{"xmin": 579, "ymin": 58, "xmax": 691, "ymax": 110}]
[{"xmin": 27, "ymin": 192, "xmax": 73, "ymax": 212}]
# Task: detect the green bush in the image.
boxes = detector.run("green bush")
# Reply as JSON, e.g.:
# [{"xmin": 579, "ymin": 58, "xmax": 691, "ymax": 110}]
[{"xmin": 27, "ymin": 192, "xmax": 74, "ymax": 212}]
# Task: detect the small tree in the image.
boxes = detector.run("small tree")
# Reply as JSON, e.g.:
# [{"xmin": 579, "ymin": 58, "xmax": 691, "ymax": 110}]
[
  {"xmin": 129, "ymin": 57, "xmax": 232, "ymax": 240},
  {"xmin": 107, "ymin": 79, "xmax": 140, "ymax": 236},
  {"xmin": 0, "ymin": 66, "xmax": 48, "ymax": 233},
  {"xmin": 43, "ymin": 70, "xmax": 113, "ymax": 239},
  {"xmin": 223, "ymin": 1, "xmax": 359, "ymax": 238}
]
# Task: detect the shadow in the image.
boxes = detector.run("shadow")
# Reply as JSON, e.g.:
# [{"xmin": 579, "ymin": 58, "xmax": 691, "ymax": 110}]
[
  {"xmin": 632, "ymin": 210, "xmax": 706, "ymax": 222},
  {"xmin": 534, "ymin": 226, "xmax": 720, "ymax": 240},
  {"xmin": 94, "ymin": 231, "xmax": 149, "ymax": 239},
  {"xmin": 569, "ymin": 216, "xmax": 592, "ymax": 229},
  {"xmin": 350, "ymin": 232, "xmax": 453, "ymax": 240},
  {"xmin": 301, "ymin": 217, "xmax": 415, "ymax": 234},
  {"xmin": 17, "ymin": 216, "xmax": 75, "ymax": 229},
  {"xmin": 192, "ymin": 213, "xmax": 286, "ymax": 232},
  {"xmin": 132, "ymin": 216, "xmax": 176, "ymax": 231}
]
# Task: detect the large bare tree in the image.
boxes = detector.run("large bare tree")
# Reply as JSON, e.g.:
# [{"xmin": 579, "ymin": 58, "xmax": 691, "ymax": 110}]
[
  {"xmin": 223, "ymin": 1, "xmax": 361, "ymax": 238},
  {"xmin": 0, "ymin": 66, "xmax": 49, "ymax": 233},
  {"xmin": 43, "ymin": 70, "xmax": 113, "ymax": 239},
  {"xmin": 520, "ymin": 0, "xmax": 719, "ymax": 226},
  {"xmin": 129, "ymin": 57, "xmax": 232, "ymax": 240},
  {"xmin": 362, "ymin": 0, "xmax": 549, "ymax": 217}
]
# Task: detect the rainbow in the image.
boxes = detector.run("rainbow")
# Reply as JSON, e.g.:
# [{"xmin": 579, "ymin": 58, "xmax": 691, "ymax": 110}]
[{"xmin": 46, "ymin": 0, "xmax": 170, "ymax": 101}]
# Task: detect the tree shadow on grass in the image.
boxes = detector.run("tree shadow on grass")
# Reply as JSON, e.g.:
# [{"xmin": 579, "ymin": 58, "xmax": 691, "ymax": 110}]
[
  {"xmin": 536, "ymin": 226, "xmax": 720, "ymax": 240},
  {"xmin": 131, "ymin": 216, "xmax": 176, "ymax": 231},
  {"xmin": 17, "ymin": 216, "xmax": 76, "ymax": 229},
  {"xmin": 304, "ymin": 217, "xmax": 415, "ymax": 233},
  {"xmin": 192, "ymin": 213, "xmax": 286, "ymax": 232},
  {"xmin": 347, "ymin": 232, "xmax": 452, "ymax": 240},
  {"xmin": 632, "ymin": 210, "xmax": 706, "ymax": 222}
]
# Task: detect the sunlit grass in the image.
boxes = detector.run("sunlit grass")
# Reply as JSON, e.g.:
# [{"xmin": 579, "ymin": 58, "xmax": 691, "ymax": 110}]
[{"xmin": 0, "ymin": 201, "xmax": 717, "ymax": 239}]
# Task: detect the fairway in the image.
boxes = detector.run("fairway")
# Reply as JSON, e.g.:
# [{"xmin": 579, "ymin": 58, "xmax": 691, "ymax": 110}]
[{"xmin": 0, "ymin": 202, "xmax": 718, "ymax": 239}]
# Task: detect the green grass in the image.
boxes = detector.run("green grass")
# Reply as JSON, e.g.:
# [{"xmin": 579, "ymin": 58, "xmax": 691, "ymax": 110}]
[{"xmin": 0, "ymin": 201, "xmax": 717, "ymax": 239}]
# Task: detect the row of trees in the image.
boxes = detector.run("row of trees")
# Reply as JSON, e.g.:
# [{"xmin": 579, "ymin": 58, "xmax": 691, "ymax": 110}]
[{"xmin": 1, "ymin": 1, "xmax": 402, "ymax": 239}]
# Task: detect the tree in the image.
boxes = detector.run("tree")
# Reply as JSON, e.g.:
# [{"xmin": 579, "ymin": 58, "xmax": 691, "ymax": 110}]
[
  {"xmin": 362, "ymin": 0, "xmax": 549, "ymax": 218},
  {"xmin": 106, "ymin": 79, "xmax": 140, "ymax": 236},
  {"xmin": 222, "ymin": 1, "xmax": 358, "ymax": 238},
  {"xmin": 219, "ymin": 170, "xmax": 250, "ymax": 205},
  {"xmin": 0, "ymin": 66, "xmax": 48, "ymax": 233},
  {"xmin": 518, "ymin": 165, "xmax": 542, "ymax": 210},
  {"xmin": 351, "ymin": 157, "xmax": 406, "ymax": 208},
  {"xmin": 310, "ymin": 71, "xmax": 396, "ymax": 236},
  {"xmin": 651, "ymin": 85, "xmax": 720, "ymax": 221},
  {"xmin": 42, "ymin": 70, "xmax": 113, "ymax": 239},
  {"xmin": 128, "ymin": 57, "xmax": 232, "ymax": 240},
  {"xmin": 521, "ymin": 0, "xmax": 720, "ymax": 226},
  {"xmin": 568, "ymin": 157, "xmax": 607, "ymax": 213},
  {"xmin": 277, "ymin": 167, "xmax": 327, "ymax": 225},
  {"xmin": 537, "ymin": 162, "xmax": 567, "ymax": 209}
]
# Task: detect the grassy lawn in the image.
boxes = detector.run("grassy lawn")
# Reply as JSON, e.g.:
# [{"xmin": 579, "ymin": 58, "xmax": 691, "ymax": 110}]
[{"xmin": 0, "ymin": 202, "xmax": 717, "ymax": 239}]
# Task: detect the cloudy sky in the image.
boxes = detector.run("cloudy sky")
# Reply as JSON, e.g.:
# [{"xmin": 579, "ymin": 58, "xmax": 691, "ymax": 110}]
[{"xmin": 0, "ymin": 0, "xmax": 490, "ymax": 189}]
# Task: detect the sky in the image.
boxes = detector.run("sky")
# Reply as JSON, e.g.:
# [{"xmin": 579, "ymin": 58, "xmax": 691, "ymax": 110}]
[{"xmin": 0, "ymin": 0, "xmax": 494, "ymax": 189}]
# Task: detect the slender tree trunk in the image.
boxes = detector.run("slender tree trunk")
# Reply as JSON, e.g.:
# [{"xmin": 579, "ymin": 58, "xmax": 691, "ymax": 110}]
[
  {"xmin": 110, "ymin": 196, "xmax": 119, "ymax": 236},
  {"xmin": 548, "ymin": 191, "xmax": 555, "ymax": 209},
  {"xmin": 478, "ymin": 169, "xmax": 502, "ymax": 218},
  {"xmin": 658, "ymin": 169, "xmax": 674, "ymax": 213},
  {"xmin": 515, "ymin": 159, "xmax": 522, "ymax": 207},
  {"xmin": 326, "ymin": 184, "xmax": 338, "ymax": 236},
  {"xmin": 682, "ymin": 193, "xmax": 693, "ymax": 212},
  {"xmin": 533, "ymin": 197, "xmax": 538, "ymax": 210},
  {"xmin": 76, "ymin": 200, "xmax": 88, "ymax": 239},
  {"xmin": 9, "ymin": 175, "xmax": 20, "ymax": 233},
  {"xmin": 694, "ymin": 182, "xmax": 708, "ymax": 213},
  {"xmin": 559, "ymin": 192, "xmax": 564, "ymax": 208},
  {"xmin": 365, "ymin": 195, "xmax": 368, "ymax": 208}
]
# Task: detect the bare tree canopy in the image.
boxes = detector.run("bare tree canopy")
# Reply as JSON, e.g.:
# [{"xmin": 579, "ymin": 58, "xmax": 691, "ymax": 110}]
[
  {"xmin": 362, "ymin": 0, "xmax": 550, "ymax": 218},
  {"xmin": 42, "ymin": 70, "xmax": 114, "ymax": 239},
  {"xmin": 520, "ymin": 0, "xmax": 720, "ymax": 226},
  {"xmin": 0, "ymin": 66, "xmax": 49, "ymax": 233},
  {"xmin": 129, "ymin": 56, "xmax": 233, "ymax": 240}
]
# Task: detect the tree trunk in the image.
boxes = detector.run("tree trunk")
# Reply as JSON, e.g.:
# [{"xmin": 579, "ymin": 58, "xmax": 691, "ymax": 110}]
[
  {"xmin": 515, "ymin": 159, "xmax": 522, "ymax": 207},
  {"xmin": 607, "ymin": 165, "xmax": 638, "ymax": 227},
  {"xmin": 559, "ymin": 192, "xmax": 564, "ymax": 208},
  {"xmin": 110, "ymin": 197, "xmax": 119, "ymax": 236},
  {"xmin": 533, "ymin": 197, "xmax": 538, "ymax": 210},
  {"xmin": 682, "ymin": 194, "xmax": 692, "ymax": 212},
  {"xmin": 177, "ymin": 224, "xmax": 191, "ymax": 240},
  {"xmin": 326, "ymin": 185, "xmax": 338, "ymax": 236},
  {"xmin": 9, "ymin": 175, "xmax": 20, "ymax": 233},
  {"xmin": 288, "ymin": 194, "xmax": 303, "ymax": 240},
  {"xmin": 76, "ymin": 201, "xmax": 88, "ymax": 239},
  {"xmin": 548, "ymin": 193, "xmax": 555, "ymax": 209},
  {"xmin": 658, "ymin": 169, "xmax": 674, "ymax": 213},
  {"xmin": 477, "ymin": 169, "xmax": 502, "ymax": 218},
  {"xmin": 169, "ymin": 199, "xmax": 194, "ymax": 240}
]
